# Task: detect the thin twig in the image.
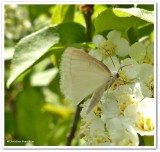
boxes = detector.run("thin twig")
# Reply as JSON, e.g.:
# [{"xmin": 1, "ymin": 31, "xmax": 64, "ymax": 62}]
[
  {"xmin": 80, "ymin": 5, "xmax": 94, "ymax": 42},
  {"xmin": 66, "ymin": 100, "xmax": 84, "ymax": 146}
]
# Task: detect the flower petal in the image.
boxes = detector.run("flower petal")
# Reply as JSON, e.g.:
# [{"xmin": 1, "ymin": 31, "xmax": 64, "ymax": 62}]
[{"xmin": 115, "ymin": 38, "xmax": 130, "ymax": 57}]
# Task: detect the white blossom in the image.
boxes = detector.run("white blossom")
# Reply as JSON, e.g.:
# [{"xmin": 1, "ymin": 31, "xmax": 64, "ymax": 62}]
[
  {"xmin": 80, "ymin": 30, "xmax": 154, "ymax": 146},
  {"xmin": 92, "ymin": 30, "xmax": 130, "ymax": 59}
]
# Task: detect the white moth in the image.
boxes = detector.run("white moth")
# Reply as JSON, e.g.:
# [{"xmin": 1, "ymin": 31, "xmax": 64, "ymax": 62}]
[{"xmin": 60, "ymin": 47, "xmax": 118, "ymax": 114}]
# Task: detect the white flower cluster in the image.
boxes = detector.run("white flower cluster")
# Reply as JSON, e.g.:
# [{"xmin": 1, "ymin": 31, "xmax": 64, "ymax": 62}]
[
  {"xmin": 80, "ymin": 30, "xmax": 154, "ymax": 146},
  {"xmin": 5, "ymin": 5, "xmax": 31, "ymax": 40}
]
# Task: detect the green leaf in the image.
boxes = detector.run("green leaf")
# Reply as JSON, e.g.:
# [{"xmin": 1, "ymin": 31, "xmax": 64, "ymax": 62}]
[
  {"xmin": 27, "ymin": 5, "xmax": 53, "ymax": 22},
  {"xmin": 115, "ymin": 8, "xmax": 154, "ymax": 23},
  {"xmin": 51, "ymin": 5, "xmax": 75, "ymax": 24},
  {"xmin": 16, "ymin": 87, "xmax": 53, "ymax": 145},
  {"xmin": 143, "ymin": 136, "xmax": 154, "ymax": 146},
  {"xmin": 7, "ymin": 23, "xmax": 86, "ymax": 87},
  {"xmin": 127, "ymin": 26, "xmax": 138, "ymax": 44},
  {"xmin": 137, "ymin": 4, "xmax": 154, "ymax": 11},
  {"xmin": 47, "ymin": 119, "xmax": 71, "ymax": 145},
  {"xmin": 57, "ymin": 22, "xmax": 86, "ymax": 45},
  {"xmin": 92, "ymin": 4, "xmax": 108, "ymax": 19},
  {"xmin": 95, "ymin": 9, "xmax": 148, "ymax": 33},
  {"xmin": 138, "ymin": 24, "xmax": 154, "ymax": 38},
  {"xmin": 7, "ymin": 26, "xmax": 59, "ymax": 88}
]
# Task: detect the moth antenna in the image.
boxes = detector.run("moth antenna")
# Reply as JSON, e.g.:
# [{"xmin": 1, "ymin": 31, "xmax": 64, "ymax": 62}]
[{"xmin": 119, "ymin": 64, "xmax": 131, "ymax": 71}]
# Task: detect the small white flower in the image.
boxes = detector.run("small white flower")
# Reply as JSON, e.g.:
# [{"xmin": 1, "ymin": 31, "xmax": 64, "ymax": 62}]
[
  {"xmin": 107, "ymin": 30, "xmax": 121, "ymax": 41},
  {"xmin": 113, "ymin": 85, "xmax": 132, "ymax": 99},
  {"xmin": 133, "ymin": 98, "xmax": 155, "ymax": 136},
  {"xmin": 138, "ymin": 64, "xmax": 154, "ymax": 83},
  {"xmin": 138, "ymin": 82, "xmax": 153, "ymax": 98},
  {"xmin": 93, "ymin": 34, "xmax": 107, "ymax": 48},
  {"xmin": 121, "ymin": 58, "xmax": 140, "ymax": 80},
  {"xmin": 129, "ymin": 42, "xmax": 154, "ymax": 64},
  {"xmin": 138, "ymin": 63, "xmax": 154, "ymax": 96},
  {"xmin": 113, "ymin": 38, "xmax": 130, "ymax": 57},
  {"xmin": 92, "ymin": 30, "xmax": 130, "ymax": 58},
  {"xmin": 108, "ymin": 30, "xmax": 130, "ymax": 57},
  {"xmin": 129, "ymin": 42, "xmax": 146, "ymax": 63},
  {"xmin": 101, "ymin": 99, "xmax": 120, "ymax": 121},
  {"xmin": 80, "ymin": 101, "xmax": 112, "ymax": 146},
  {"xmin": 124, "ymin": 104, "xmax": 138, "ymax": 121},
  {"xmin": 106, "ymin": 117, "xmax": 139, "ymax": 146}
]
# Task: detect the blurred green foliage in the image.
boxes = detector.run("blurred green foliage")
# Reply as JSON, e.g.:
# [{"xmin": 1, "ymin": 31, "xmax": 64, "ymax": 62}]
[{"xmin": 5, "ymin": 4, "xmax": 154, "ymax": 146}]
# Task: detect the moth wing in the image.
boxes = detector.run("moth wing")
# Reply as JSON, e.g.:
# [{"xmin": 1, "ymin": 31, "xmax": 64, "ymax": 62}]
[
  {"xmin": 60, "ymin": 47, "xmax": 112, "ymax": 105},
  {"xmin": 86, "ymin": 82, "xmax": 107, "ymax": 114}
]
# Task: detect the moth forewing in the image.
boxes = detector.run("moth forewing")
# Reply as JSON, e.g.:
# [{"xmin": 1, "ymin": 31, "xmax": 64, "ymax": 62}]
[{"xmin": 60, "ymin": 47, "xmax": 113, "ymax": 112}]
